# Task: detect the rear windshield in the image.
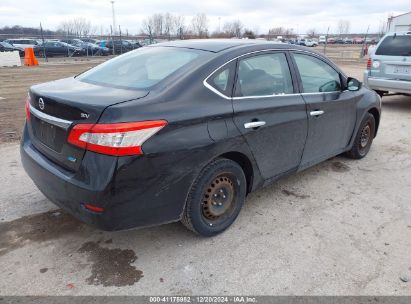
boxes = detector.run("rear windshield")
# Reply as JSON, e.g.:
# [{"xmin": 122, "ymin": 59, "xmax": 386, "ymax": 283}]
[
  {"xmin": 77, "ymin": 47, "xmax": 203, "ymax": 90},
  {"xmin": 376, "ymin": 35, "xmax": 411, "ymax": 56}
]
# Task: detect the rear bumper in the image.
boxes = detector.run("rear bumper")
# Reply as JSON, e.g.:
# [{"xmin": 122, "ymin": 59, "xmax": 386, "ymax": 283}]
[
  {"xmin": 364, "ymin": 71, "xmax": 411, "ymax": 94},
  {"xmin": 20, "ymin": 124, "xmax": 195, "ymax": 231}
]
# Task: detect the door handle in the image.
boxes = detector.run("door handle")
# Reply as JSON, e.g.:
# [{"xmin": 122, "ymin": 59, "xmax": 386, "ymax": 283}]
[
  {"xmin": 310, "ymin": 110, "xmax": 325, "ymax": 116},
  {"xmin": 244, "ymin": 121, "xmax": 266, "ymax": 129}
]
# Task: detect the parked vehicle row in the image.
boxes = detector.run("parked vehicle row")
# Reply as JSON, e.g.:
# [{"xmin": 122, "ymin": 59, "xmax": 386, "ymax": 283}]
[
  {"xmin": 287, "ymin": 39, "xmax": 318, "ymax": 47},
  {"xmin": 0, "ymin": 37, "xmax": 144, "ymax": 57},
  {"xmin": 323, "ymin": 37, "xmax": 380, "ymax": 44},
  {"xmin": 286, "ymin": 36, "xmax": 380, "ymax": 46},
  {"xmin": 60, "ymin": 39, "xmax": 111, "ymax": 56},
  {"xmin": 97, "ymin": 39, "xmax": 142, "ymax": 54}
]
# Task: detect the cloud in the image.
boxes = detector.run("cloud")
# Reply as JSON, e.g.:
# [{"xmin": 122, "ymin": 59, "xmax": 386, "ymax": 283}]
[{"xmin": 0, "ymin": 0, "xmax": 409, "ymax": 34}]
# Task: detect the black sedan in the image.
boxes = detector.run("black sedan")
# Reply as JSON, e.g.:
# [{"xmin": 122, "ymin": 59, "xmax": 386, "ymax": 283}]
[
  {"xmin": 39, "ymin": 41, "xmax": 83, "ymax": 57},
  {"xmin": 21, "ymin": 40, "xmax": 381, "ymax": 236}
]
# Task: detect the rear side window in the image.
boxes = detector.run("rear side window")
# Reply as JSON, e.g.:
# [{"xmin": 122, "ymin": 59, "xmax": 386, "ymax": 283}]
[
  {"xmin": 78, "ymin": 47, "xmax": 204, "ymax": 90},
  {"xmin": 376, "ymin": 35, "xmax": 411, "ymax": 56},
  {"xmin": 235, "ymin": 53, "xmax": 293, "ymax": 97},
  {"xmin": 293, "ymin": 53, "xmax": 341, "ymax": 93},
  {"xmin": 206, "ymin": 61, "xmax": 236, "ymax": 97},
  {"xmin": 211, "ymin": 68, "xmax": 230, "ymax": 93}
]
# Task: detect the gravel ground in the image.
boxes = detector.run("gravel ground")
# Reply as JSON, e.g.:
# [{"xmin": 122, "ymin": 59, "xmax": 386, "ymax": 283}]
[{"xmin": 0, "ymin": 57, "xmax": 410, "ymax": 295}]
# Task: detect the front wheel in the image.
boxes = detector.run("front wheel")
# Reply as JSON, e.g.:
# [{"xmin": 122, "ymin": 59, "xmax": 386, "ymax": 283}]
[
  {"xmin": 181, "ymin": 158, "xmax": 247, "ymax": 237},
  {"xmin": 345, "ymin": 113, "xmax": 376, "ymax": 159}
]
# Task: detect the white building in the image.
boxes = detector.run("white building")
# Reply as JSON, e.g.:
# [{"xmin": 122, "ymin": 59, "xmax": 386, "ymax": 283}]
[{"xmin": 387, "ymin": 12, "xmax": 411, "ymax": 32}]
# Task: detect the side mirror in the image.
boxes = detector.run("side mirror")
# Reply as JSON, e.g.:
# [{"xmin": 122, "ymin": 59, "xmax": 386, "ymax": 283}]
[{"xmin": 347, "ymin": 77, "xmax": 362, "ymax": 91}]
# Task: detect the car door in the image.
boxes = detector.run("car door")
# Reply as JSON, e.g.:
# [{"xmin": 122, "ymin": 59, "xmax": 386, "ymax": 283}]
[
  {"xmin": 42, "ymin": 42, "xmax": 52, "ymax": 55},
  {"xmin": 290, "ymin": 52, "xmax": 357, "ymax": 169},
  {"xmin": 57, "ymin": 42, "xmax": 68, "ymax": 55},
  {"xmin": 47, "ymin": 42, "xmax": 60, "ymax": 55},
  {"xmin": 232, "ymin": 51, "xmax": 308, "ymax": 180}
]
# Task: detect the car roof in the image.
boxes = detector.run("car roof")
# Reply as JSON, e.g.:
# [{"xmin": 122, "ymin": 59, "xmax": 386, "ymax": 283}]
[
  {"xmin": 384, "ymin": 31, "xmax": 411, "ymax": 36},
  {"xmin": 6, "ymin": 38, "xmax": 35, "ymax": 41},
  {"xmin": 151, "ymin": 39, "xmax": 293, "ymax": 53}
]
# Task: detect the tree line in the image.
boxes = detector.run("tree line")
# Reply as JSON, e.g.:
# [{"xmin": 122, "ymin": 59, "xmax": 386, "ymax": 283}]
[{"xmin": 1, "ymin": 15, "xmax": 381, "ymax": 40}]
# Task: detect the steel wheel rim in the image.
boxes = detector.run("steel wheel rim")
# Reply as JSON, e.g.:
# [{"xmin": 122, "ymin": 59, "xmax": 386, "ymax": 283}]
[
  {"xmin": 360, "ymin": 123, "xmax": 371, "ymax": 148},
  {"xmin": 202, "ymin": 173, "xmax": 236, "ymax": 222}
]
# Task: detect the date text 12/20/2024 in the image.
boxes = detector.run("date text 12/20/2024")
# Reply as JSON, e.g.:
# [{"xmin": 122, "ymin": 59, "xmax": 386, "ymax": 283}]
[{"xmin": 149, "ymin": 296, "xmax": 257, "ymax": 303}]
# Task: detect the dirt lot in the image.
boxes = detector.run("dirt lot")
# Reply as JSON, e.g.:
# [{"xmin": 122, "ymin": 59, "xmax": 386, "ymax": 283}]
[
  {"xmin": 0, "ymin": 49, "xmax": 410, "ymax": 295},
  {"xmin": 0, "ymin": 56, "xmax": 110, "ymax": 143}
]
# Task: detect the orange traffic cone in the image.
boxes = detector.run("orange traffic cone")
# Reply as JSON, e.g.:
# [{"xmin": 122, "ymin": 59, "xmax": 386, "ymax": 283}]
[{"xmin": 24, "ymin": 48, "xmax": 38, "ymax": 66}]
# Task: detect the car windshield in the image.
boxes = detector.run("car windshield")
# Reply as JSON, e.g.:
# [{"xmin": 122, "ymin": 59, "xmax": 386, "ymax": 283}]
[
  {"xmin": 77, "ymin": 47, "xmax": 204, "ymax": 90},
  {"xmin": 1, "ymin": 41, "xmax": 14, "ymax": 48},
  {"xmin": 376, "ymin": 35, "xmax": 411, "ymax": 56}
]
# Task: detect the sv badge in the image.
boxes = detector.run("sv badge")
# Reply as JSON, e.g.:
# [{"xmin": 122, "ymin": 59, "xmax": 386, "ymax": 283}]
[{"xmin": 81, "ymin": 113, "xmax": 90, "ymax": 119}]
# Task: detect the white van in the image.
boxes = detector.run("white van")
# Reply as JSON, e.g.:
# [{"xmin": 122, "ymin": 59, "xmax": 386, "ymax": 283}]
[{"xmin": 4, "ymin": 38, "xmax": 40, "ymax": 49}]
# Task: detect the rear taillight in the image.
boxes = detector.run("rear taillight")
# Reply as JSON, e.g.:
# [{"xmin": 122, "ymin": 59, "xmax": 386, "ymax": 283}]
[
  {"xmin": 366, "ymin": 58, "xmax": 372, "ymax": 70},
  {"xmin": 25, "ymin": 95, "xmax": 31, "ymax": 122},
  {"xmin": 67, "ymin": 120, "xmax": 167, "ymax": 156},
  {"xmin": 84, "ymin": 203, "xmax": 104, "ymax": 213}
]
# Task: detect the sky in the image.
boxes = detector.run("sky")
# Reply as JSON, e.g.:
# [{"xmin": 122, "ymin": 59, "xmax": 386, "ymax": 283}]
[{"xmin": 0, "ymin": 0, "xmax": 409, "ymax": 35}]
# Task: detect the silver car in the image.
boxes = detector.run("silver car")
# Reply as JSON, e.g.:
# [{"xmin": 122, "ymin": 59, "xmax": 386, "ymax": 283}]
[{"xmin": 364, "ymin": 32, "xmax": 411, "ymax": 97}]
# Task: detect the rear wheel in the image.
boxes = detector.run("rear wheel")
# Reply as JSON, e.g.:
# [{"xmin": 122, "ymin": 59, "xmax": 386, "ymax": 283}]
[
  {"xmin": 345, "ymin": 113, "xmax": 375, "ymax": 159},
  {"xmin": 181, "ymin": 158, "xmax": 246, "ymax": 237}
]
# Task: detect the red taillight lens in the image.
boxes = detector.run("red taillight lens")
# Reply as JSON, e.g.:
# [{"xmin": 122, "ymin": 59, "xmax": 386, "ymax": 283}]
[
  {"xmin": 84, "ymin": 203, "xmax": 105, "ymax": 213},
  {"xmin": 366, "ymin": 58, "xmax": 372, "ymax": 70},
  {"xmin": 25, "ymin": 95, "xmax": 31, "ymax": 122},
  {"xmin": 67, "ymin": 120, "xmax": 168, "ymax": 156}
]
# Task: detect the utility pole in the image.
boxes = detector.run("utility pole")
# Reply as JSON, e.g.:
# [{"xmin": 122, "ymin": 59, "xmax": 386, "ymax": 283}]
[
  {"xmin": 111, "ymin": 1, "xmax": 116, "ymax": 35},
  {"xmin": 119, "ymin": 25, "xmax": 123, "ymax": 54},
  {"xmin": 110, "ymin": 25, "xmax": 115, "ymax": 55},
  {"xmin": 39, "ymin": 22, "xmax": 47, "ymax": 62},
  {"xmin": 218, "ymin": 17, "xmax": 221, "ymax": 33},
  {"xmin": 323, "ymin": 26, "xmax": 330, "ymax": 55},
  {"xmin": 361, "ymin": 25, "xmax": 370, "ymax": 57}
]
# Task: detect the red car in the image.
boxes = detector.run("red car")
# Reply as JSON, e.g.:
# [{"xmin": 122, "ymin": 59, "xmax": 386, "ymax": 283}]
[
  {"xmin": 327, "ymin": 37, "xmax": 336, "ymax": 44},
  {"xmin": 353, "ymin": 37, "xmax": 364, "ymax": 44}
]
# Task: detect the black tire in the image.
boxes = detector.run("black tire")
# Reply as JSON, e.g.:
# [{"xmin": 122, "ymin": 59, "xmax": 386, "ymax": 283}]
[
  {"xmin": 346, "ymin": 113, "xmax": 375, "ymax": 159},
  {"xmin": 375, "ymin": 90, "xmax": 387, "ymax": 97},
  {"xmin": 181, "ymin": 158, "xmax": 247, "ymax": 237}
]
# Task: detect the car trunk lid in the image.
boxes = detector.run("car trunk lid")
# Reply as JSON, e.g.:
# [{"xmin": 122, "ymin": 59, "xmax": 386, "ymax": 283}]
[{"xmin": 28, "ymin": 77, "xmax": 148, "ymax": 171}]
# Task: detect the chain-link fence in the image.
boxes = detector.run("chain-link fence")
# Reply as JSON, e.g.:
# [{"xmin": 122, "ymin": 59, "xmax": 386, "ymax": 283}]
[{"xmin": 0, "ymin": 32, "xmax": 372, "ymax": 63}]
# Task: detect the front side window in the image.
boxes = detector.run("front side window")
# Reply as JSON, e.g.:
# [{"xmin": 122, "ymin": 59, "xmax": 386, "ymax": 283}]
[
  {"xmin": 235, "ymin": 53, "xmax": 293, "ymax": 97},
  {"xmin": 293, "ymin": 53, "xmax": 341, "ymax": 93},
  {"xmin": 78, "ymin": 47, "xmax": 204, "ymax": 90}
]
